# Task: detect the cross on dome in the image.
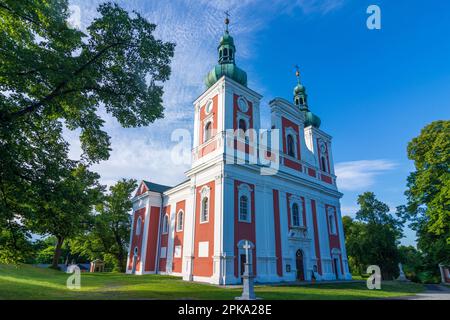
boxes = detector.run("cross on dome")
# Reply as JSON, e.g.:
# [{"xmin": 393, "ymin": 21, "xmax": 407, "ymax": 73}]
[
  {"xmin": 204, "ymin": 13, "xmax": 248, "ymax": 88},
  {"xmin": 224, "ymin": 10, "xmax": 230, "ymax": 32}
]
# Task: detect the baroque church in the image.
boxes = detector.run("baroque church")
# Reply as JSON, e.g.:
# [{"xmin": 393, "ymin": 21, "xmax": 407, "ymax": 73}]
[{"xmin": 126, "ymin": 19, "xmax": 352, "ymax": 284}]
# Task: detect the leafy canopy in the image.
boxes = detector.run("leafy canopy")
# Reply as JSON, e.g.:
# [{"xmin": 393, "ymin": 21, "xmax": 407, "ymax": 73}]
[
  {"xmin": 0, "ymin": 0, "xmax": 174, "ymax": 263},
  {"xmin": 0, "ymin": 0, "xmax": 175, "ymax": 162},
  {"xmin": 344, "ymin": 192, "xmax": 403, "ymax": 279},
  {"xmin": 405, "ymin": 120, "xmax": 450, "ymax": 238},
  {"xmin": 70, "ymin": 179, "xmax": 137, "ymax": 272}
]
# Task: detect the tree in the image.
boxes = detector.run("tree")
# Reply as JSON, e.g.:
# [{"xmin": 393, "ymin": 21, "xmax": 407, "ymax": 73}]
[
  {"xmin": 1, "ymin": 1, "xmax": 175, "ymax": 158},
  {"xmin": 26, "ymin": 165, "xmax": 103, "ymax": 269},
  {"xmin": 0, "ymin": 117, "xmax": 74, "ymax": 263},
  {"xmin": 0, "ymin": 0, "xmax": 174, "ymax": 262},
  {"xmin": 344, "ymin": 192, "xmax": 403, "ymax": 279},
  {"xmin": 397, "ymin": 121, "xmax": 450, "ymax": 268},
  {"xmin": 70, "ymin": 179, "xmax": 137, "ymax": 272},
  {"xmin": 342, "ymin": 215, "xmax": 365, "ymax": 275}
]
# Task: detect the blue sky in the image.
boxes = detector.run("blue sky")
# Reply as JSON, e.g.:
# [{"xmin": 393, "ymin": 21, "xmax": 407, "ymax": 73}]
[{"xmin": 67, "ymin": 0, "xmax": 450, "ymax": 247}]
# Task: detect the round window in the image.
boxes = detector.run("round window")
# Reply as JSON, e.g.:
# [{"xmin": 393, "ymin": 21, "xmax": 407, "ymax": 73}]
[
  {"xmin": 205, "ymin": 100, "xmax": 213, "ymax": 114},
  {"xmin": 237, "ymin": 96, "xmax": 249, "ymax": 112}
]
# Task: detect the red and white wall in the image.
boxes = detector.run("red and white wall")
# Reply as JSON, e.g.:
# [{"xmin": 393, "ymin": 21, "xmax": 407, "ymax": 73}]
[{"xmin": 126, "ymin": 76, "xmax": 351, "ymax": 283}]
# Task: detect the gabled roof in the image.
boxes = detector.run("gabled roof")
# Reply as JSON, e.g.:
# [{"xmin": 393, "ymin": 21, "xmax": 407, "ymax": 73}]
[
  {"xmin": 171, "ymin": 179, "xmax": 190, "ymax": 189},
  {"xmin": 142, "ymin": 180, "xmax": 172, "ymax": 194}
]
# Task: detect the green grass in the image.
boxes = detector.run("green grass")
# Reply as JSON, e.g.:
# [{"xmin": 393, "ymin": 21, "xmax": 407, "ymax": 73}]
[{"xmin": 0, "ymin": 264, "xmax": 424, "ymax": 300}]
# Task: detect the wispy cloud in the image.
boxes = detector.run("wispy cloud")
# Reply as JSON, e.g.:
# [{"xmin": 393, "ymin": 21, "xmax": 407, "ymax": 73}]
[
  {"xmin": 292, "ymin": 0, "xmax": 346, "ymax": 14},
  {"xmin": 335, "ymin": 160, "xmax": 397, "ymax": 191},
  {"xmin": 340, "ymin": 205, "xmax": 360, "ymax": 216}
]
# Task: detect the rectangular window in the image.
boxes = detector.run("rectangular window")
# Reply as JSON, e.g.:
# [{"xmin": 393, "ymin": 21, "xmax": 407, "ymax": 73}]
[
  {"xmin": 174, "ymin": 245, "xmax": 182, "ymax": 258},
  {"xmin": 198, "ymin": 241, "xmax": 209, "ymax": 257},
  {"xmin": 239, "ymin": 196, "xmax": 249, "ymax": 222},
  {"xmin": 160, "ymin": 247, "xmax": 167, "ymax": 258}
]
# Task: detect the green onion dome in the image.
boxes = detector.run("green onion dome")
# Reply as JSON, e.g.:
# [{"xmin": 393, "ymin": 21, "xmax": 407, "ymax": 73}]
[
  {"xmin": 205, "ymin": 63, "xmax": 247, "ymax": 88},
  {"xmin": 220, "ymin": 32, "xmax": 235, "ymax": 46},
  {"xmin": 305, "ymin": 111, "xmax": 321, "ymax": 128},
  {"xmin": 204, "ymin": 30, "xmax": 247, "ymax": 88},
  {"xmin": 293, "ymin": 83, "xmax": 305, "ymax": 95}
]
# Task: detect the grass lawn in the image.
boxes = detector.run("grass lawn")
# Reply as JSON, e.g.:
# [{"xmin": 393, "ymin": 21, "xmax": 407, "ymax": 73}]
[{"xmin": 0, "ymin": 264, "xmax": 424, "ymax": 300}]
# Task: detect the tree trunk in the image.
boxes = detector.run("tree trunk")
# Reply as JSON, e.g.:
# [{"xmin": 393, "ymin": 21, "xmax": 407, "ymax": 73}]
[
  {"xmin": 117, "ymin": 249, "xmax": 125, "ymax": 273},
  {"xmin": 113, "ymin": 231, "xmax": 126, "ymax": 272},
  {"xmin": 51, "ymin": 236, "xmax": 64, "ymax": 269}
]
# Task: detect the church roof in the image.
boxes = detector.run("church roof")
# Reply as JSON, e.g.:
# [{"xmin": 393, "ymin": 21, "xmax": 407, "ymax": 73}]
[{"xmin": 142, "ymin": 180, "xmax": 172, "ymax": 193}]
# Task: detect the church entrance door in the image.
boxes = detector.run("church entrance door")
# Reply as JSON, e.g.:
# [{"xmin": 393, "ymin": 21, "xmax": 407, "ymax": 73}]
[
  {"xmin": 131, "ymin": 247, "xmax": 138, "ymax": 274},
  {"xmin": 332, "ymin": 258, "xmax": 339, "ymax": 279},
  {"xmin": 296, "ymin": 249, "xmax": 305, "ymax": 281}
]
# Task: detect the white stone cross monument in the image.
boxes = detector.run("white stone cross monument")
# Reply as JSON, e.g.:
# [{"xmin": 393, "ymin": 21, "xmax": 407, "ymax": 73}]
[{"xmin": 235, "ymin": 240, "xmax": 259, "ymax": 300}]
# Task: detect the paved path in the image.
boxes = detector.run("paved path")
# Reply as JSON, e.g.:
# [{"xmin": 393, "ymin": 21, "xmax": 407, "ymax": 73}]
[{"xmin": 397, "ymin": 284, "xmax": 450, "ymax": 300}]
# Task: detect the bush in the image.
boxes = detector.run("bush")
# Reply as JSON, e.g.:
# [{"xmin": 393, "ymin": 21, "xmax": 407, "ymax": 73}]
[{"xmin": 417, "ymin": 271, "xmax": 440, "ymax": 284}]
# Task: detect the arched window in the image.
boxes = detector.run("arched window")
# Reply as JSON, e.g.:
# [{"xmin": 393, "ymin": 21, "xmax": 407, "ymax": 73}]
[
  {"xmin": 223, "ymin": 48, "xmax": 228, "ymax": 57},
  {"xmin": 287, "ymin": 134, "xmax": 295, "ymax": 157},
  {"xmin": 204, "ymin": 121, "xmax": 212, "ymax": 142},
  {"xmin": 229, "ymin": 49, "xmax": 233, "ymax": 59},
  {"xmin": 176, "ymin": 211, "xmax": 184, "ymax": 232},
  {"xmin": 299, "ymin": 97, "xmax": 304, "ymax": 105},
  {"xmin": 239, "ymin": 195, "xmax": 249, "ymax": 222},
  {"xmin": 292, "ymin": 203, "xmax": 301, "ymax": 227},
  {"xmin": 321, "ymin": 156, "xmax": 327, "ymax": 172},
  {"xmin": 328, "ymin": 208, "xmax": 336, "ymax": 234},
  {"xmin": 162, "ymin": 214, "xmax": 169, "ymax": 234},
  {"xmin": 136, "ymin": 216, "xmax": 142, "ymax": 235},
  {"xmin": 238, "ymin": 118, "xmax": 247, "ymax": 138},
  {"xmin": 201, "ymin": 197, "xmax": 209, "ymax": 223},
  {"xmin": 219, "ymin": 49, "xmax": 222, "ymax": 58},
  {"xmin": 133, "ymin": 247, "xmax": 138, "ymax": 256},
  {"xmin": 239, "ymin": 119, "xmax": 247, "ymax": 131}
]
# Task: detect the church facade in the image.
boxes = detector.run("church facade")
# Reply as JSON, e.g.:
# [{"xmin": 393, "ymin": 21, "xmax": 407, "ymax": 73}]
[{"xmin": 126, "ymin": 24, "xmax": 352, "ymax": 284}]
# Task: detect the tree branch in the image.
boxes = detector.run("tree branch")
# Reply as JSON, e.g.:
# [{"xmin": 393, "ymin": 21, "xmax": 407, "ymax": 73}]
[
  {"xmin": 0, "ymin": 2, "xmax": 42, "ymax": 28},
  {"xmin": 6, "ymin": 41, "xmax": 127, "ymax": 121}
]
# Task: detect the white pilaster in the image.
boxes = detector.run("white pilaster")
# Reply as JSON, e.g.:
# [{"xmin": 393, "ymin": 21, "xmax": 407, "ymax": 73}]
[{"xmin": 139, "ymin": 198, "xmax": 151, "ymax": 274}]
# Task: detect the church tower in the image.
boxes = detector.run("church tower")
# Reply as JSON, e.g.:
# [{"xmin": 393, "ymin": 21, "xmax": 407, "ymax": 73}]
[{"xmin": 190, "ymin": 16, "xmax": 262, "ymax": 169}]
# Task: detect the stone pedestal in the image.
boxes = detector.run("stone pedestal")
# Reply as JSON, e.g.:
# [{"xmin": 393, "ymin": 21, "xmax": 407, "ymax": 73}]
[
  {"xmin": 396, "ymin": 263, "xmax": 409, "ymax": 282},
  {"xmin": 235, "ymin": 240, "xmax": 260, "ymax": 300},
  {"xmin": 235, "ymin": 263, "xmax": 259, "ymax": 300}
]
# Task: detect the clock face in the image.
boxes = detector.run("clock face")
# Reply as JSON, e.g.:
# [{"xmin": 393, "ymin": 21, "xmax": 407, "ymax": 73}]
[
  {"xmin": 205, "ymin": 100, "xmax": 213, "ymax": 114},
  {"xmin": 237, "ymin": 96, "xmax": 249, "ymax": 112}
]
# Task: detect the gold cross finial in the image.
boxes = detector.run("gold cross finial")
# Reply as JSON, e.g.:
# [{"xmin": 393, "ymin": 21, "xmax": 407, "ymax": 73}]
[
  {"xmin": 224, "ymin": 10, "xmax": 230, "ymax": 31},
  {"xmin": 294, "ymin": 65, "xmax": 300, "ymax": 83}
]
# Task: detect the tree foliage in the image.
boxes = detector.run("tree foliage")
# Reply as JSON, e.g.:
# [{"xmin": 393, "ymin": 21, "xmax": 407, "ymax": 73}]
[
  {"xmin": 26, "ymin": 165, "xmax": 103, "ymax": 268},
  {"xmin": 0, "ymin": 117, "xmax": 73, "ymax": 263},
  {"xmin": 0, "ymin": 0, "xmax": 174, "ymax": 263},
  {"xmin": 1, "ymin": 1, "xmax": 175, "ymax": 163},
  {"xmin": 397, "ymin": 121, "xmax": 450, "ymax": 268},
  {"xmin": 70, "ymin": 179, "xmax": 137, "ymax": 272},
  {"xmin": 344, "ymin": 192, "xmax": 403, "ymax": 279}
]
